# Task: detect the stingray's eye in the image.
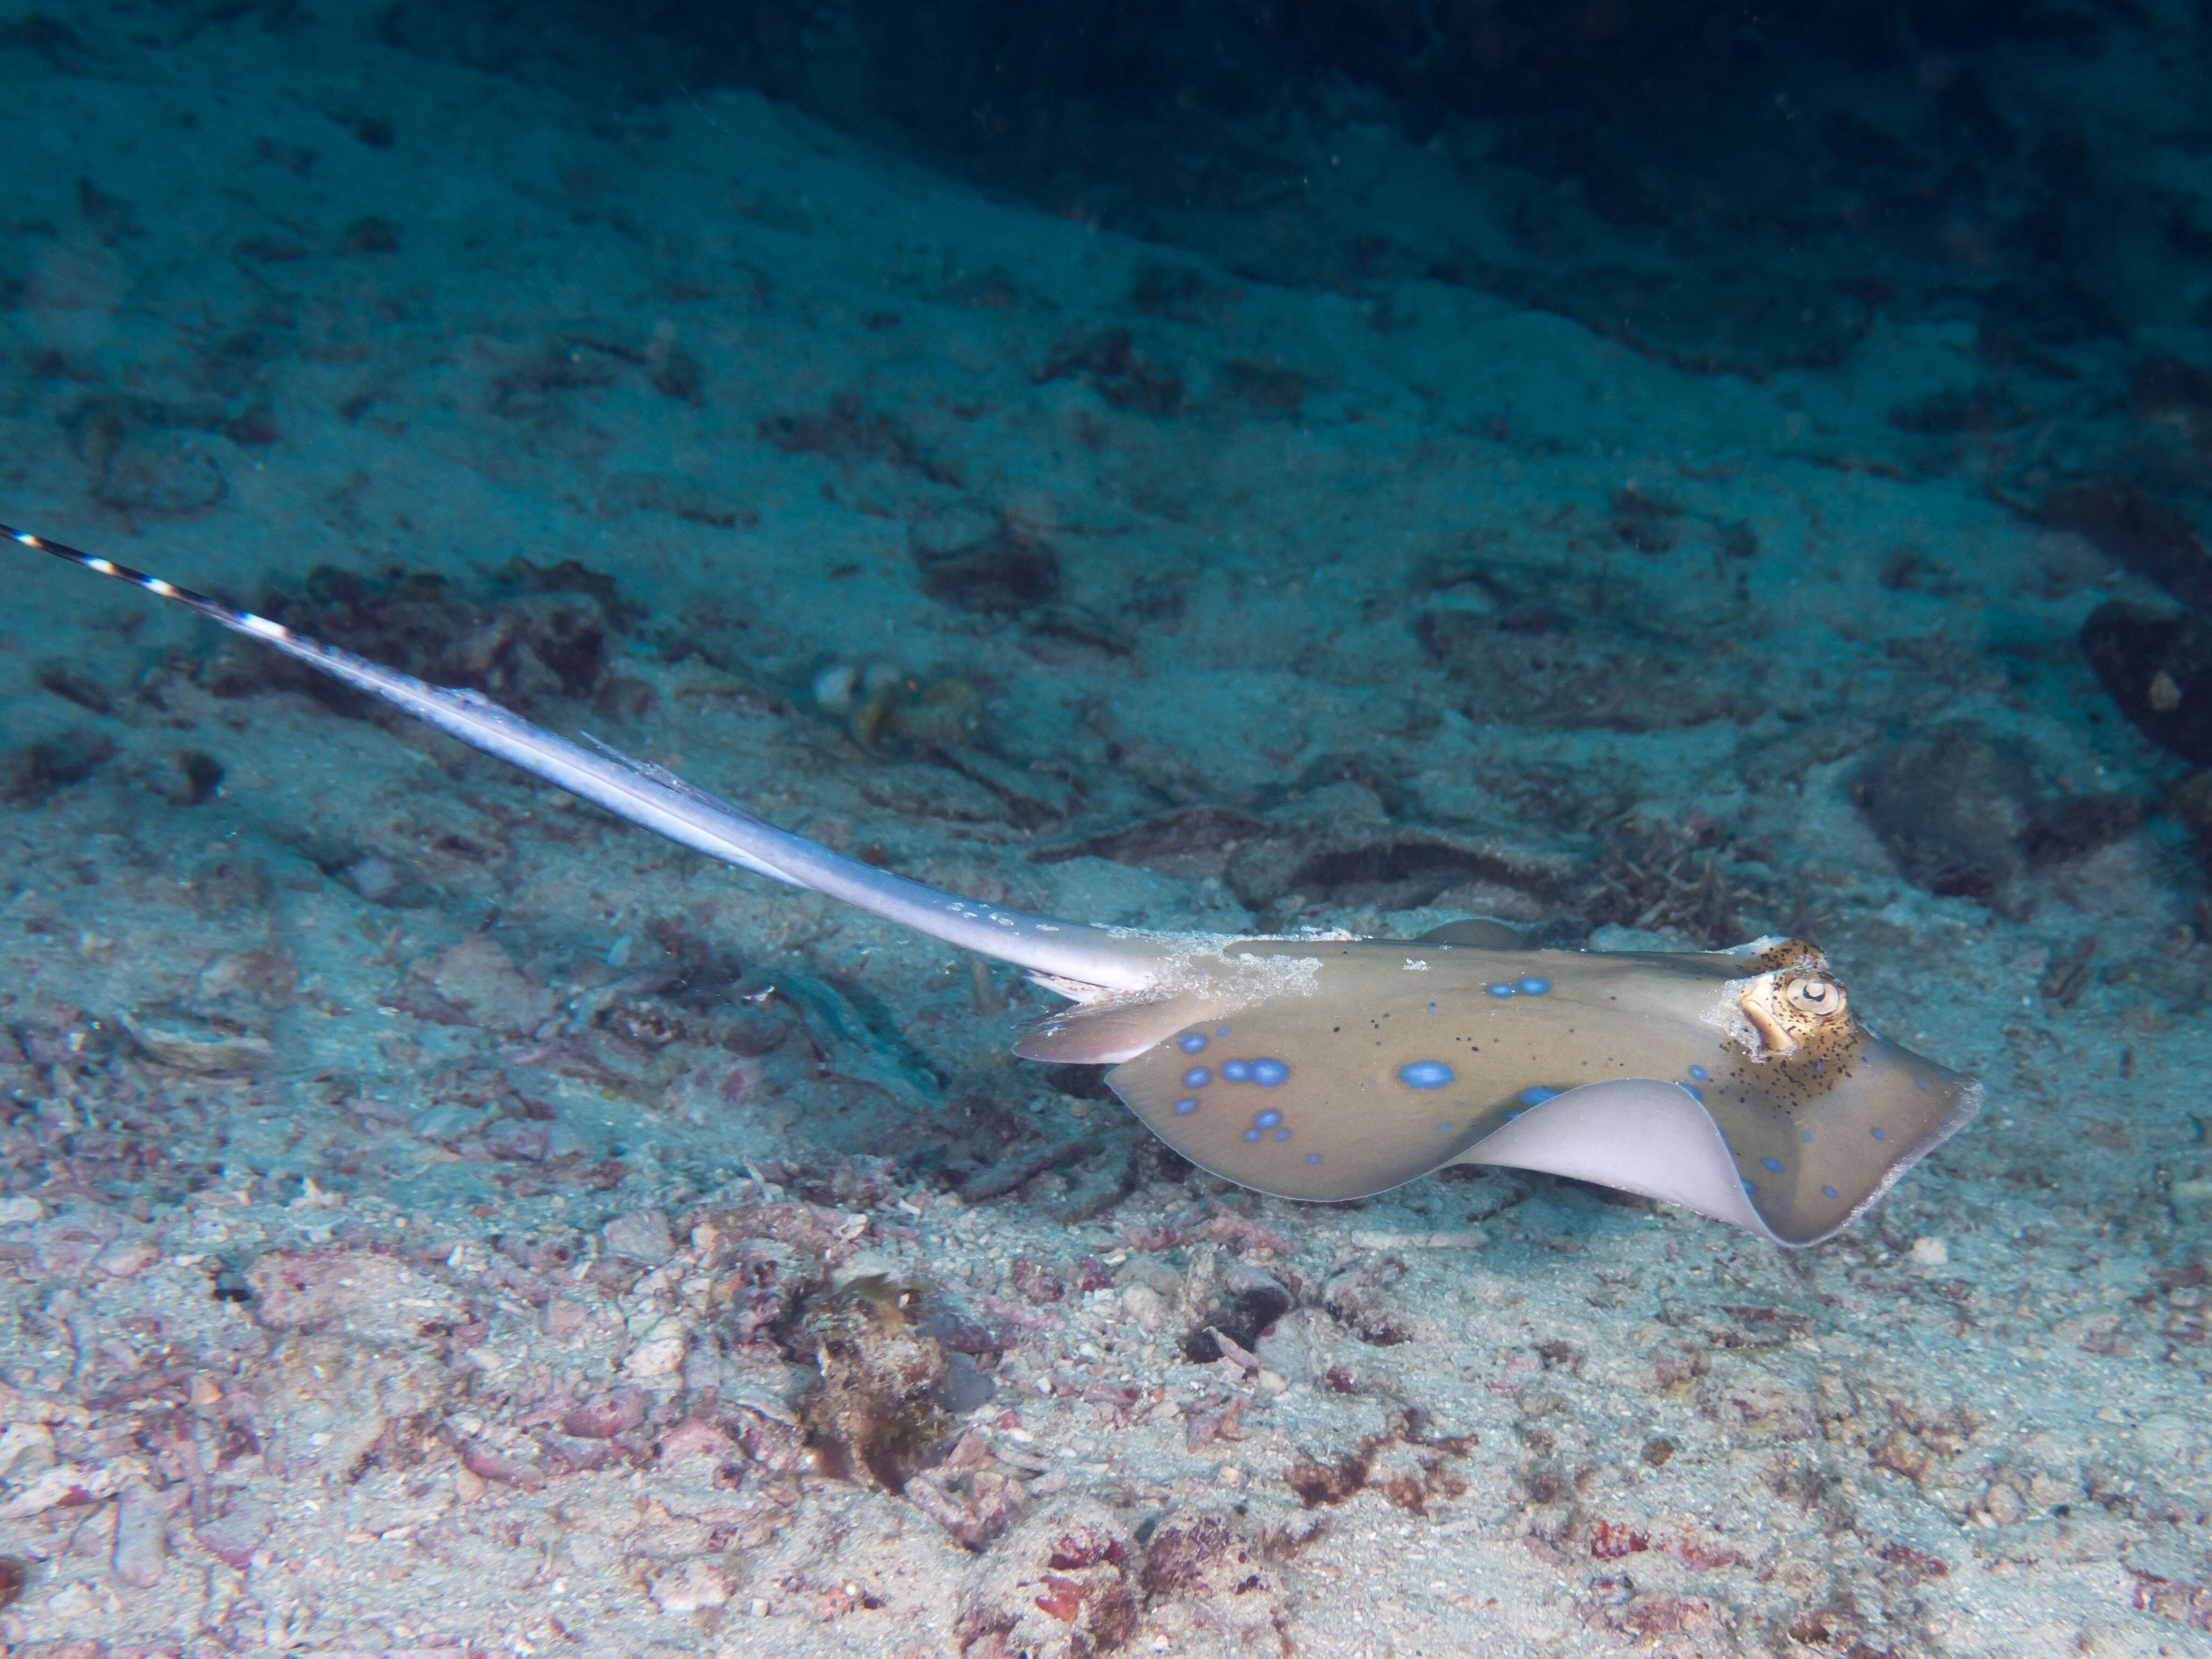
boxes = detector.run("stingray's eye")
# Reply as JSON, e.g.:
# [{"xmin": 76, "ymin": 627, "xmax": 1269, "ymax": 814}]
[{"xmin": 1784, "ymin": 975, "xmax": 1844, "ymax": 1017}]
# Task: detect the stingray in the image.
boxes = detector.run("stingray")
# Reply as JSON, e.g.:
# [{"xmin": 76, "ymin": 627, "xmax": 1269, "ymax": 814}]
[{"xmin": 9, "ymin": 527, "xmax": 1981, "ymax": 1245}]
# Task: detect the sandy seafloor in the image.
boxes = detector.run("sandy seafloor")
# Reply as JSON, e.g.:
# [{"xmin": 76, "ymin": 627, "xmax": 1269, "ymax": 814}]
[{"xmin": 4, "ymin": 4, "xmax": 2212, "ymax": 1657}]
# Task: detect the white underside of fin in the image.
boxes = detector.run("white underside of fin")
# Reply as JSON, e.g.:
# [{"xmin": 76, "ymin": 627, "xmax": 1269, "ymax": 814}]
[{"xmin": 1453, "ymin": 1077, "xmax": 1778, "ymax": 1240}]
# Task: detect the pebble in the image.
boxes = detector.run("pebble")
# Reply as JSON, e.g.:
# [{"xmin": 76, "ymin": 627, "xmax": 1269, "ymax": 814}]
[
  {"xmin": 652, "ymin": 1558, "xmax": 733, "ymax": 1614},
  {"xmin": 112, "ymin": 1481, "xmax": 175, "ymax": 1588},
  {"xmin": 812, "ymin": 661, "xmax": 858, "ymax": 714},
  {"xmin": 344, "ymin": 852, "xmax": 400, "ymax": 900},
  {"xmin": 1119, "ymin": 1283, "xmax": 1169, "ymax": 1330},
  {"xmin": 194, "ymin": 1496, "xmax": 274, "ymax": 1570},
  {"xmin": 0, "ymin": 1424, "xmax": 54, "ymax": 1479},
  {"xmin": 119, "ymin": 1013, "xmax": 273, "ymax": 1075},
  {"xmin": 0, "ymin": 1464, "xmax": 116, "ymax": 1520},
  {"xmin": 94, "ymin": 1238, "xmax": 158, "ymax": 1278},
  {"xmin": 45, "ymin": 1583, "xmax": 94, "ymax": 1619},
  {"xmin": 625, "ymin": 1326, "xmax": 689, "ymax": 1379},
  {"xmin": 603, "ymin": 1208, "xmax": 675, "ymax": 1264}
]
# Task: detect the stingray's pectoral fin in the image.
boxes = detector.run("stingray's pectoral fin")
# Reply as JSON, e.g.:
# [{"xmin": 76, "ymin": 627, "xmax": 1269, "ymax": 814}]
[
  {"xmin": 1456, "ymin": 1059, "xmax": 1982, "ymax": 1248},
  {"xmin": 1449, "ymin": 1078, "xmax": 1776, "ymax": 1236},
  {"xmin": 1014, "ymin": 991, "xmax": 1233, "ymax": 1066}
]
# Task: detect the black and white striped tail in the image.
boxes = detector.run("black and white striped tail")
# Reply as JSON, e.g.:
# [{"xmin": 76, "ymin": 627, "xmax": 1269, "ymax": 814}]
[
  {"xmin": 6, "ymin": 523, "xmax": 1166, "ymax": 992},
  {"xmin": 9, "ymin": 523, "xmax": 300, "ymax": 646}
]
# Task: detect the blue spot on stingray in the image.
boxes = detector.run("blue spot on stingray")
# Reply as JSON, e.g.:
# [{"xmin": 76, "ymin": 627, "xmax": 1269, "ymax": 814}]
[
  {"xmin": 1916, "ymin": 1076, "xmax": 1929, "ymax": 1090},
  {"xmin": 1427, "ymin": 1002, "xmax": 1439, "ymax": 1013},
  {"xmin": 1173, "ymin": 1098, "xmax": 1198, "ymax": 1115},
  {"xmin": 1682, "ymin": 1084, "xmax": 1703, "ymax": 1104},
  {"xmin": 1486, "ymin": 982, "xmax": 1515, "ymax": 998},
  {"xmin": 1306, "ymin": 1153, "xmax": 1322, "ymax": 1165},
  {"xmin": 1254, "ymin": 1109, "xmax": 1283, "ymax": 1129},
  {"xmin": 1517, "ymin": 1085, "xmax": 1560, "ymax": 1106},
  {"xmin": 1760, "ymin": 1156, "xmax": 1784, "ymax": 1173},
  {"xmin": 1273, "ymin": 1128, "xmax": 1290, "ymax": 1141},
  {"xmin": 1219, "ymin": 1059, "xmax": 1252, "ymax": 1082},
  {"xmin": 1504, "ymin": 1110, "xmax": 1522, "ymax": 1120},
  {"xmin": 1217, "ymin": 1026, "xmax": 1232, "ymax": 1036},
  {"xmin": 1801, "ymin": 1131, "xmax": 1814, "ymax": 1143},
  {"xmin": 1252, "ymin": 1058, "xmax": 1290, "ymax": 1086},
  {"xmin": 1243, "ymin": 1128, "xmax": 1262, "ymax": 1141},
  {"xmin": 1870, "ymin": 1127, "xmax": 1887, "ymax": 1141},
  {"xmin": 1743, "ymin": 1181, "xmax": 1757, "ymax": 1195},
  {"xmin": 1687, "ymin": 1064, "xmax": 1709, "ymax": 1081},
  {"xmin": 1398, "ymin": 1060, "xmax": 1455, "ymax": 1089},
  {"xmin": 1182, "ymin": 1067, "xmax": 1211, "ymax": 1088},
  {"xmin": 1516, "ymin": 977, "xmax": 1551, "ymax": 995},
  {"xmin": 1821, "ymin": 1184, "xmax": 1839, "ymax": 1198},
  {"xmin": 1178, "ymin": 1033, "xmax": 1208, "ymax": 1053},
  {"xmin": 1435, "ymin": 1122, "xmax": 1454, "ymax": 1133}
]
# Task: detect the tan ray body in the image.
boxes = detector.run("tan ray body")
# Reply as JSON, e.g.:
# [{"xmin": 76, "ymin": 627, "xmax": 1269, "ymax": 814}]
[{"xmin": 1021, "ymin": 925, "xmax": 1978, "ymax": 1246}]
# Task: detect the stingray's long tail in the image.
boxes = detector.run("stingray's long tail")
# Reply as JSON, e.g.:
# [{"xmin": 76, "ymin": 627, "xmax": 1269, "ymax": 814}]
[{"xmin": 9, "ymin": 525, "xmax": 1166, "ymax": 991}]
